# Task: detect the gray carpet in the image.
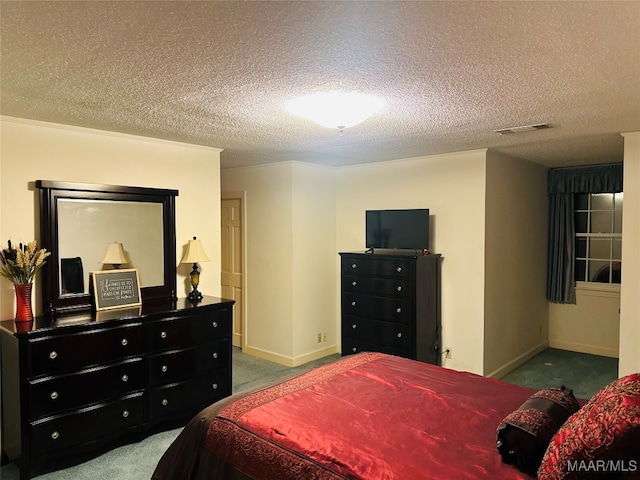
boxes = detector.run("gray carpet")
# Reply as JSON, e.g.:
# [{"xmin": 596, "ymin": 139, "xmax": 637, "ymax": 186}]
[
  {"xmin": 500, "ymin": 347, "xmax": 619, "ymax": 400},
  {"xmin": 0, "ymin": 347, "xmax": 617, "ymax": 479}
]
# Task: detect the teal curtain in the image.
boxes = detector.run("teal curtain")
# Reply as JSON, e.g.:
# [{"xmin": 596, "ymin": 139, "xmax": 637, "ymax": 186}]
[{"xmin": 546, "ymin": 164, "xmax": 623, "ymax": 304}]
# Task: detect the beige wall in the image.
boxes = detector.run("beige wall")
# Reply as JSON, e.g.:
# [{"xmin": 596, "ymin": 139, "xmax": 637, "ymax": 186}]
[
  {"xmin": 221, "ymin": 163, "xmax": 294, "ymax": 361},
  {"xmin": 0, "ymin": 117, "xmax": 223, "ymax": 319},
  {"xmin": 549, "ymin": 289, "xmax": 620, "ymax": 358},
  {"xmin": 619, "ymin": 131, "xmax": 640, "ymax": 376},
  {"xmin": 484, "ymin": 151, "xmax": 549, "ymax": 377},
  {"xmin": 221, "ymin": 161, "xmax": 338, "ymax": 366},
  {"xmin": 336, "ymin": 150, "xmax": 488, "ymax": 374},
  {"xmin": 291, "ymin": 163, "xmax": 337, "ymax": 360}
]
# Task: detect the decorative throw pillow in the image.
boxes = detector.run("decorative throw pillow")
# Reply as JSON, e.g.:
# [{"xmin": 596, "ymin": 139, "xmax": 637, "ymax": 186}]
[
  {"xmin": 497, "ymin": 386, "xmax": 580, "ymax": 472},
  {"xmin": 538, "ymin": 373, "xmax": 640, "ymax": 480}
]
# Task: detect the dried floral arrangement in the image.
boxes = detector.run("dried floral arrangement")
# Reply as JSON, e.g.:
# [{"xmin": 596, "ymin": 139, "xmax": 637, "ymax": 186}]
[{"xmin": 0, "ymin": 240, "xmax": 51, "ymax": 285}]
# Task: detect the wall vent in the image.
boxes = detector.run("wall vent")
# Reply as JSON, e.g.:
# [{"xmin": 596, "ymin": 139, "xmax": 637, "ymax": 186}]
[{"xmin": 494, "ymin": 123, "xmax": 551, "ymax": 135}]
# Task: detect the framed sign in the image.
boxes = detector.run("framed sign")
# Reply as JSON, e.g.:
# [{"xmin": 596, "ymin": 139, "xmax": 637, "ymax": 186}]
[{"xmin": 91, "ymin": 269, "xmax": 142, "ymax": 311}]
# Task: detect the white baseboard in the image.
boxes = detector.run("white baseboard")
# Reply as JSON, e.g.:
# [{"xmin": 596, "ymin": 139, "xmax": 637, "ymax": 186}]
[
  {"xmin": 488, "ymin": 341, "xmax": 549, "ymax": 379},
  {"xmin": 549, "ymin": 340, "xmax": 619, "ymax": 359},
  {"xmin": 242, "ymin": 344, "xmax": 339, "ymax": 367}
]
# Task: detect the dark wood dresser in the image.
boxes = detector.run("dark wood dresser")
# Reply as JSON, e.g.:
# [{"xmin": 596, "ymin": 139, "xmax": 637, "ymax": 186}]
[
  {"xmin": 340, "ymin": 251, "xmax": 441, "ymax": 364},
  {"xmin": 0, "ymin": 296, "xmax": 233, "ymax": 479}
]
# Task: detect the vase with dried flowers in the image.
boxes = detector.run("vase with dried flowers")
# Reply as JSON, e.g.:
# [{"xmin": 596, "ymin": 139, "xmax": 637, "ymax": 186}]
[{"xmin": 0, "ymin": 240, "xmax": 50, "ymax": 322}]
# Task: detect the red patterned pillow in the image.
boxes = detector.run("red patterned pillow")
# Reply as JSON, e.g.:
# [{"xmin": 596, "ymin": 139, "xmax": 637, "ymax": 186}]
[{"xmin": 538, "ymin": 373, "xmax": 640, "ymax": 480}]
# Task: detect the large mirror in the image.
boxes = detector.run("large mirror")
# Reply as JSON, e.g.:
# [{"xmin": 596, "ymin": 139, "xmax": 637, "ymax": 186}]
[{"xmin": 37, "ymin": 180, "xmax": 178, "ymax": 315}]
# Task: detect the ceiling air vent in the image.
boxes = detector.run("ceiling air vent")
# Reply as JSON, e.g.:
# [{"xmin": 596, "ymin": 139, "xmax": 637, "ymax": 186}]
[{"xmin": 494, "ymin": 123, "xmax": 551, "ymax": 135}]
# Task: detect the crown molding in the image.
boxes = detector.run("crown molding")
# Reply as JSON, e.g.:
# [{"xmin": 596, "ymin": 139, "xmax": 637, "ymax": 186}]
[{"xmin": 1, "ymin": 116, "xmax": 224, "ymax": 154}]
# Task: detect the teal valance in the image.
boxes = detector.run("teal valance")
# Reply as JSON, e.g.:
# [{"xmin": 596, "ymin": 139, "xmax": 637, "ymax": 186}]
[{"xmin": 548, "ymin": 164, "xmax": 623, "ymax": 194}]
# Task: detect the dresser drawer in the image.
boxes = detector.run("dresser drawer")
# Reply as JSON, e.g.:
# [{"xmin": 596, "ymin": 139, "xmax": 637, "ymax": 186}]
[
  {"xmin": 28, "ymin": 358, "xmax": 144, "ymax": 419},
  {"xmin": 342, "ymin": 256, "xmax": 414, "ymax": 278},
  {"xmin": 343, "ymin": 316, "xmax": 412, "ymax": 350},
  {"xmin": 342, "ymin": 293, "xmax": 413, "ymax": 322},
  {"xmin": 148, "ymin": 371, "xmax": 229, "ymax": 420},
  {"xmin": 146, "ymin": 310, "xmax": 229, "ymax": 352},
  {"xmin": 30, "ymin": 392, "xmax": 144, "ymax": 456},
  {"xmin": 343, "ymin": 275, "xmax": 412, "ymax": 298},
  {"xmin": 147, "ymin": 340, "xmax": 229, "ymax": 387},
  {"xmin": 28, "ymin": 323, "xmax": 143, "ymax": 377},
  {"xmin": 341, "ymin": 337, "xmax": 410, "ymax": 358}
]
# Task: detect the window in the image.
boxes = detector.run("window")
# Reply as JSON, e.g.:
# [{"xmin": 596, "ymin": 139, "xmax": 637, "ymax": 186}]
[{"xmin": 574, "ymin": 193, "xmax": 623, "ymax": 284}]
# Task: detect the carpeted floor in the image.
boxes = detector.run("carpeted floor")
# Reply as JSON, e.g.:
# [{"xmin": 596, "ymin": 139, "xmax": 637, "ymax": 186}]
[
  {"xmin": 0, "ymin": 347, "xmax": 617, "ymax": 479},
  {"xmin": 232, "ymin": 348, "xmax": 340, "ymax": 394},
  {"xmin": 499, "ymin": 347, "xmax": 618, "ymax": 400}
]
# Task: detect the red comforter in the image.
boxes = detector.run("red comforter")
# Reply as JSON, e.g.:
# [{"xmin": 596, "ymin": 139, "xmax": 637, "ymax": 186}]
[{"xmin": 203, "ymin": 352, "xmax": 535, "ymax": 480}]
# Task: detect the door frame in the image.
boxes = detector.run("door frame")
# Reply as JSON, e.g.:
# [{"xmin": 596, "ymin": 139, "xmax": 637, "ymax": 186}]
[{"xmin": 221, "ymin": 190, "xmax": 247, "ymax": 351}]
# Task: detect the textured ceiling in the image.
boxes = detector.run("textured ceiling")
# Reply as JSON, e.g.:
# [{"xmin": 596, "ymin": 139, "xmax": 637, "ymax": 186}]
[{"xmin": 1, "ymin": 1, "xmax": 639, "ymax": 169}]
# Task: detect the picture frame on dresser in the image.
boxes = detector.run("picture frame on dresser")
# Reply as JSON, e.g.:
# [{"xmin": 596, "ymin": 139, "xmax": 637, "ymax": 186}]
[{"xmin": 91, "ymin": 269, "xmax": 142, "ymax": 311}]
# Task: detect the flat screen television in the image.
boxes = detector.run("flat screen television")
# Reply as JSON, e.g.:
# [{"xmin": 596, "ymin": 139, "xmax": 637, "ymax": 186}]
[{"xmin": 366, "ymin": 209, "xmax": 429, "ymax": 251}]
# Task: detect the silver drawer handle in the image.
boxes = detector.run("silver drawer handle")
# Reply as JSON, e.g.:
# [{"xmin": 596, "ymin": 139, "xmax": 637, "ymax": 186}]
[
  {"xmin": 121, "ymin": 338, "xmax": 128, "ymax": 346},
  {"xmin": 212, "ymin": 352, "xmax": 218, "ymax": 359},
  {"xmin": 397, "ymin": 266, "xmax": 402, "ymax": 272},
  {"xmin": 351, "ymin": 263, "xmax": 357, "ymax": 269},
  {"xmin": 212, "ymin": 321, "xmax": 218, "ymax": 328},
  {"xmin": 122, "ymin": 410, "xmax": 129, "ymax": 418},
  {"xmin": 161, "ymin": 399, "xmax": 168, "ymax": 406},
  {"xmin": 212, "ymin": 383, "xmax": 218, "ymax": 390},
  {"xmin": 161, "ymin": 365, "xmax": 168, "ymax": 373},
  {"xmin": 396, "ymin": 308, "xmax": 402, "ymax": 313},
  {"xmin": 352, "ymin": 281, "xmax": 357, "ymax": 286},
  {"xmin": 51, "ymin": 431, "xmax": 59, "ymax": 440},
  {"xmin": 397, "ymin": 286, "xmax": 402, "ymax": 292},
  {"xmin": 49, "ymin": 351, "xmax": 57, "ymax": 360},
  {"xmin": 121, "ymin": 374, "xmax": 129, "ymax": 382},
  {"xmin": 397, "ymin": 333, "xmax": 402, "ymax": 338},
  {"xmin": 50, "ymin": 391, "xmax": 58, "ymax": 400},
  {"xmin": 351, "ymin": 301, "xmax": 356, "ymax": 307},
  {"xmin": 352, "ymin": 347, "xmax": 357, "ymax": 352},
  {"xmin": 352, "ymin": 324, "xmax": 357, "ymax": 329},
  {"xmin": 160, "ymin": 331, "xmax": 167, "ymax": 339}
]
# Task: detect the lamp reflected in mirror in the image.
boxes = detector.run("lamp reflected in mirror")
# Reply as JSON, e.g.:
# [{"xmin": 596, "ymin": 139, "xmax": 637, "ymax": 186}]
[
  {"xmin": 181, "ymin": 237, "xmax": 210, "ymax": 302},
  {"xmin": 101, "ymin": 242, "xmax": 128, "ymax": 269}
]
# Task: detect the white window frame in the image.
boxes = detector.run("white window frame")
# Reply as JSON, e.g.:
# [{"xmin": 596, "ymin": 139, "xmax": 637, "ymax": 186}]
[{"xmin": 574, "ymin": 192, "xmax": 622, "ymax": 292}]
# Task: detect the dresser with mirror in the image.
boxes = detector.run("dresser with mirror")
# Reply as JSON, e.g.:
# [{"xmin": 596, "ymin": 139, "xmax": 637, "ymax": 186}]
[{"xmin": 0, "ymin": 181, "xmax": 233, "ymax": 480}]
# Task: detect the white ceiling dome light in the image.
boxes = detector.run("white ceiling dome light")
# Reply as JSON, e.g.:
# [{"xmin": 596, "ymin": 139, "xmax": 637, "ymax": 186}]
[{"xmin": 286, "ymin": 92, "xmax": 385, "ymax": 132}]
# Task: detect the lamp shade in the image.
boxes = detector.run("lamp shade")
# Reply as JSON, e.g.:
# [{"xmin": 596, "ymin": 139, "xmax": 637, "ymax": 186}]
[
  {"xmin": 101, "ymin": 242, "xmax": 128, "ymax": 265},
  {"xmin": 181, "ymin": 237, "xmax": 210, "ymax": 264}
]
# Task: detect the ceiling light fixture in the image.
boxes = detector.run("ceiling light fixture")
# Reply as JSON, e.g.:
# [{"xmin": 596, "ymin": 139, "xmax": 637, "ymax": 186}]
[
  {"xmin": 286, "ymin": 92, "xmax": 384, "ymax": 133},
  {"xmin": 494, "ymin": 123, "xmax": 552, "ymax": 135}
]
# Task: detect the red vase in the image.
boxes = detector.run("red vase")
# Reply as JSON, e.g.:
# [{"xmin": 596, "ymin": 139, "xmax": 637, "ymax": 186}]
[{"xmin": 14, "ymin": 283, "xmax": 34, "ymax": 323}]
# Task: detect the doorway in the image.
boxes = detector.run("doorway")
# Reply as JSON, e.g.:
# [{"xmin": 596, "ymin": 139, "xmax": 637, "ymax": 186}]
[{"xmin": 221, "ymin": 192, "xmax": 245, "ymax": 348}]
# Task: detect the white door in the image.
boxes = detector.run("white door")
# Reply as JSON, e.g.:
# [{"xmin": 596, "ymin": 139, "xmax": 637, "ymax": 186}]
[{"xmin": 221, "ymin": 196, "xmax": 244, "ymax": 347}]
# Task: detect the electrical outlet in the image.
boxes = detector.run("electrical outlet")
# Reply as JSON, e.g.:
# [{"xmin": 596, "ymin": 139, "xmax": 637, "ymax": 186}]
[
  {"xmin": 322, "ymin": 331, "xmax": 327, "ymax": 343},
  {"xmin": 445, "ymin": 347, "xmax": 452, "ymax": 359},
  {"xmin": 317, "ymin": 333, "xmax": 322, "ymax": 343}
]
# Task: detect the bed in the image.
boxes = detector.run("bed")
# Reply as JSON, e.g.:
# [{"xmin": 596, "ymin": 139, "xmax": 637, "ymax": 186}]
[{"xmin": 152, "ymin": 352, "xmax": 640, "ymax": 480}]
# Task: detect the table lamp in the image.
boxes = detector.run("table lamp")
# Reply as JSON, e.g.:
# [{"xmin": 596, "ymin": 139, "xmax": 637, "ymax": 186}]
[
  {"xmin": 101, "ymin": 242, "xmax": 128, "ymax": 269},
  {"xmin": 181, "ymin": 236, "xmax": 210, "ymax": 301}
]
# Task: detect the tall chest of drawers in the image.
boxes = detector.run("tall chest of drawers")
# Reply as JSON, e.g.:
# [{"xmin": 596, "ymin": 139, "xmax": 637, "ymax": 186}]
[
  {"xmin": 340, "ymin": 252, "xmax": 440, "ymax": 364},
  {"xmin": 0, "ymin": 296, "xmax": 233, "ymax": 480}
]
